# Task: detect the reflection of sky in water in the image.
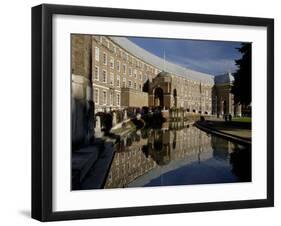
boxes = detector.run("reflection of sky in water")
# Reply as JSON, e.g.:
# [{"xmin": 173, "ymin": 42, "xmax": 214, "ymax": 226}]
[
  {"xmin": 104, "ymin": 125, "xmax": 251, "ymax": 189},
  {"xmin": 143, "ymin": 158, "xmax": 237, "ymax": 187}
]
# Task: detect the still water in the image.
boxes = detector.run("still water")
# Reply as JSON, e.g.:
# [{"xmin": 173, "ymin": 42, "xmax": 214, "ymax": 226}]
[{"xmin": 104, "ymin": 123, "xmax": 251, "ymax": 189}]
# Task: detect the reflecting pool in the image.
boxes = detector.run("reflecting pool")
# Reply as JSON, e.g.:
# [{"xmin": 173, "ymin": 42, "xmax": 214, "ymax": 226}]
[{"xmin": 103, "ymin": 123, "xmax": 251, "ymax": 189}]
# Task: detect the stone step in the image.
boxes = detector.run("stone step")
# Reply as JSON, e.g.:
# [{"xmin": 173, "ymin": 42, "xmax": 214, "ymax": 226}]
[
  {"xmin": 79, "ymin": 141, "xmax": 115, "ymax": 189},
  {"xmin": 72, "ymin": 144, "xmax": 102, "ymax": 189}
]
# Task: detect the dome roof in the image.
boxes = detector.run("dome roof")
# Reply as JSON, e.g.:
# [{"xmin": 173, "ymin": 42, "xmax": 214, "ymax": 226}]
[
  {"xmin": 157, "ymin": 71, "xmax": 171, "ymax": 77},
  {"xmin": 215, "ymin": 72, "xmax": 235, "ymax": 84}
]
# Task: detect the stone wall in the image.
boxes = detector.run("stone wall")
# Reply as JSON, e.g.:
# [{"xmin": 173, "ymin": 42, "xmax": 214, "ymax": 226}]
[
  {"xmin": 121, "ymin": 88, "xmax": 148, "ymax": 108},
  {"xmin": 71, "ymin": 34, "xmax": 94, "ymax": 147}
]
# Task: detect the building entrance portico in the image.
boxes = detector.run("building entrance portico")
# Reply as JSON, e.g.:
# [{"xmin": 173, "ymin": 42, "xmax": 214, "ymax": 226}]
[
  {"xmin": 149, "ymin": 71, "xmax": 174, "ymax": 109},
  {"xmin": 154, "ymin": 87, "xmax": 164, "ymax": 107}
]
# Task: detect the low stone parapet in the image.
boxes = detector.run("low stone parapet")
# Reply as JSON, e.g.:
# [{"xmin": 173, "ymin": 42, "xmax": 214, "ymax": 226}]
[{"xmin": 195, "ymin": 121, "xmax": 251, "ymax": 146}]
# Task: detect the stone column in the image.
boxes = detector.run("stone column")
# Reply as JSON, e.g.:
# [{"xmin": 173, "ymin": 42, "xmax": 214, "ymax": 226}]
[
  {"xmin": 112, "ymin": 112, "xmax": 117, "ymax": 126},
  {"xmin": 94, "ymin": 115, "xmax": 103, "ymax": 138},
  {"xmin": 238, "ymin": 104, "xmax": 242, "ymax": 117},
  {"xmin": 235, "ymin": 104, "xmax": 242, "ymax": 117},
  {"xmin": 220, "ymin": 100, "xmax": 224, "ymax": 116},
  {"xmin": 228, "ymin": 93, "xmax": 234, "ymax": 115},
  {"xmin": 71, "ymin": 34, "xmax": 93, "ymax": 146},
  {"xmin": 123, "ymin": 109, "xmax": 128, "ymax": 120}
]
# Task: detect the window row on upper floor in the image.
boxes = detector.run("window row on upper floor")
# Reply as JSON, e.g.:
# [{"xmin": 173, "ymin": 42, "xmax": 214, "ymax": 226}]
[
  {"xmin": 93, "ymin": 37, "xmax": 160, "ymax": 75},
  {"xmin": 93, "ymin": 64, "xmax": 149, "ymax": 82},
  {"xmin": 92, "ymin": 67, "xmax": 143, "ymax": 91}
]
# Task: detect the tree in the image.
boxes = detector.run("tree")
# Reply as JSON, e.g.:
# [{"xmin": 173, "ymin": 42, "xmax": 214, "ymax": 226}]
[{"xmin": 231, "ymin": 43, "xmax": 252, "ymax": 105}]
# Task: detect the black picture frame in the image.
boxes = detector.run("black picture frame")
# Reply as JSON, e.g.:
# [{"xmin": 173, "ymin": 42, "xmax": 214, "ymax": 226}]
[{"xmin": 32, "ymin": 4, "xmax": 274, "ymax": 222}]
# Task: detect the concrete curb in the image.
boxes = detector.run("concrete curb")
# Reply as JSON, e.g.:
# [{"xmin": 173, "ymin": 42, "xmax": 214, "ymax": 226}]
[{"xmin": 195, "ymin": 121, "xmax": 251, "ymax": 146}]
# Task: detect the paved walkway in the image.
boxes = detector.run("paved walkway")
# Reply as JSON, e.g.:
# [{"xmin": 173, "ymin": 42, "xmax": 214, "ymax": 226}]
[
  {"xmin": 72, "ymin": 137, "xmax": 116, "ymax": 190},
  {"xmin": 201, "ymin": 119, "xmax": 251, "ymax": 140}
]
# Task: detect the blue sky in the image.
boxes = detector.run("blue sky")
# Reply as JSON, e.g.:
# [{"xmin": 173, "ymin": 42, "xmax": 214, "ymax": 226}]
[{"xmin": 128, "ymin": 37, "xmax": 243, "ymax": 76}]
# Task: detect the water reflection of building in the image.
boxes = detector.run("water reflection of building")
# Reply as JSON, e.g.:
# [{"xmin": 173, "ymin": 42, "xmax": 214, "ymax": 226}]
[
  {"xmin": 104, "ymin": 133, "xmax": 156, "ymax": 188},
  {"xmin": 211, "ymin": 136, "xmax": 235, "ymax": 161},
  {"xmin": 211, "ymin": 135, "xmax": 251, "ymax": 182},
  {"xmin": 104, "ymin": 126, "xmax": 212, "ymax": 188}
]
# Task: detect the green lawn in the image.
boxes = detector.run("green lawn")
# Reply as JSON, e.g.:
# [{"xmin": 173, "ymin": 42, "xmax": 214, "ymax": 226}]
[{"xmin": 232, "ymin": 117, "xmax": 251, "ymax": 123}]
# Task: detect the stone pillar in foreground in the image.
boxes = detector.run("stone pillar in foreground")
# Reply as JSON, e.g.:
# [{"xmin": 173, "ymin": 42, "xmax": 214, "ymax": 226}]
[
  {"xmin": 112, "ymin": 112, "xmax": 117, "ymax": 126},
  {"xmin": 123, "ymin": 109, "xmax": 128, "ymax": 121},
  {"xmin": 94, "ymin": 116, "xmax": 103, "ymax": 138}
]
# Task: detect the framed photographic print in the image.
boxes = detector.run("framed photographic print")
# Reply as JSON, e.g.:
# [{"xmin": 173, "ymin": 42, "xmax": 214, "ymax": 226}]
[{"xmin": 32, "ymin": 4, "xmax": 274, "ymax": 221}]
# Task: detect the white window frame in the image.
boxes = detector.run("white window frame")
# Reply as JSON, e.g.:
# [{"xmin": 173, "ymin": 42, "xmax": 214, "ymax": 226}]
[
  {"xmin": 123, "ymin": 64, "xmax": 126, "ymax": 74},
  {"xmin": 110, "ymin": 57, "xmax": 114, "ymax": 69},
  {"xmin": 103, "ymin": 52, "xmax": 107, "ymax": 65},
  {"xmin": 128, "ymin": 80, "xmax": 132, "ymax": 88},
  {"xmin": 95, "ymin": 47, "xmax": 99, "ymax": 62},
  {"xmin": 116, "ymin": 93, "xmax": 120, "ymax": 106},
  {"xmin": 144, "ymin": 74, "xmax": 147, "ymax": 81},
  {"xmin": 134, "ymin": 69, "xmax": 137, "ymax": 78},
  {"xmin": 94, "ymin": 88, "xmax": 99, "ymax": 104},
  {"xmin": 117, "ymin": 60, "xmax": 120, "ymax": 72},
  {"xmin": 117, "ymin": 75, "xmax": 120, "ymax": 87},
  {"xmin": 102, "ymin": 70, "xmax": 107, "ymax": 83},
  {"xmin": 123, "ymin": 78, "xmax": 126, "ymax": 88},
  {"xmin": 94, "ymin": 66, "xmax": 99, "ymax": 81},
  {"xmin": 110, "ymin": 92, "xmax": 113, "ymax": 106},
  {"xmin": 139, "ymin": 71, "xmax": 142, "ymax": 81},
  {"xmin": 125, "ymin": 53, "xmax": 128, "ymax": 61},
  {"xmin": 129, "ymin": 67, "xmax": 132, "ymax": 76},
  {"xmin": 102, "ymin": 90, "xmax": 107, "ymax": 105},
  {"xmin": 110, "ymin": 72, "xmax": 114, "ymax": 86},
  {"xmin": 134, "ymin": 82, "xmax": 137, "ymax": 89},
  {"xmin": 122, "ymin": 51, "xmax": 125, "ymax": 59}
]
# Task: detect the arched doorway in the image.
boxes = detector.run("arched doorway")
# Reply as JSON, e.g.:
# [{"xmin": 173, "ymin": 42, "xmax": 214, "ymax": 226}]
[
  {"xmin": 173, "ymin": 89, "xmax": 177, "ymax": 107},
  {"xmin": 154, "ymin": 87, "xmax": 164, "ymax": 107}
]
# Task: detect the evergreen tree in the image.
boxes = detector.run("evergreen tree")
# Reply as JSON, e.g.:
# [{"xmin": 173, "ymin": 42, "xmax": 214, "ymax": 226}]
[{"xmin": 231, "ymin": 43, "xmax": 252, "ymax": 105}]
